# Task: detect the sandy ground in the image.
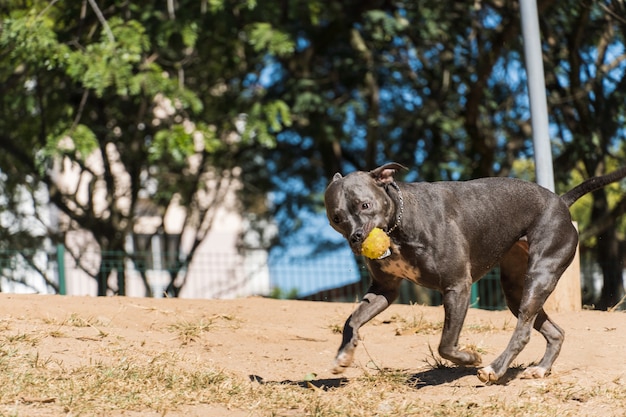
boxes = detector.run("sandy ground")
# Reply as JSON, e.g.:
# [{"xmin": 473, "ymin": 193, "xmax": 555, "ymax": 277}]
[{"xmin": 0, "ymin": 294, "xmax": 624, "ymax": 416}]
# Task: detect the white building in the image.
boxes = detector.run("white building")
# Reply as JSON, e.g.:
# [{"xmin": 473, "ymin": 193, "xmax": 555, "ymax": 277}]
[{"xmin": 1, "ymin": 103, "xmax": 271, "ymax": 298}]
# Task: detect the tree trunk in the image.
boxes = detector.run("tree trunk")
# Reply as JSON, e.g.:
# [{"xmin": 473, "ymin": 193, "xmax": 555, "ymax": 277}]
[{"xmin": 592, "ymin": 189, "xmax": 625, "ymax": 310}]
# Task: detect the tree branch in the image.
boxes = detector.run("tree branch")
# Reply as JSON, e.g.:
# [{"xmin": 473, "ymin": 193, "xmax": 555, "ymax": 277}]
[{"xmin": 87, "ymin": 0, "xmax": 115, "ymax": 43}]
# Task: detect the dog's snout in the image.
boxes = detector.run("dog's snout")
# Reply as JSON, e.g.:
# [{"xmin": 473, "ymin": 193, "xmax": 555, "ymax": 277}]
[{"xmin": 350, "ymin": 231, "xmax": 364, "ymax": 244}]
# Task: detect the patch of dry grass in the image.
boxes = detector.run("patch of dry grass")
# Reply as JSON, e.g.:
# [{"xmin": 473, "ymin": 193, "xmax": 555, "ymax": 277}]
[
  {"xmin": 168, "ymin": 318, "xmax": 213, "ymax": 344},
  {"xmin": 0, "ymin": 350, "xmax": 231, "ymax": 415},
  {"xmin": 0, "ymin": 309, "xmax": 623, "ymax": 417},
  {"xmin": 0, "ymin": 335, "xmax": 623, "ymax": 417},
  {"xmin": 168, "ymin": 314, "xmax": 240, "ymax": 345},
  {"xmin": 380, "ymin": 311, "xmax": 444, "ymax": 336},
  {"xmin": 379, "ymin": 306, "xmax": 512, "ymax": 337}
]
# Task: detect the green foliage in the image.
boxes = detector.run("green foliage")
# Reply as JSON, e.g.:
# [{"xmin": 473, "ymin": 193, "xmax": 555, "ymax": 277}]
[
  {"xmin": 65, "ymin": 18, "xmax": 150, "ymax": 97},
  {"xmin": 0, "ymin": 11, "xmax": 68, "ymax": 69},
  {"xmin": 44, "ymin": 124, "xmax": 99, "ymax": 161},
  {"xmin": 246, "ymin": 23, "xmax": 294, "ymax": 57},
  {"xmin": 149, "ymin": 121, "xmax": 221, "ymax": 165},
  {"xmin": 180, "ymin": 21, "xmax": 199, "ymax": 48},
  {"xmin": 567, "ymin": 156, "xmax": 626, "ymax": 246},
  {"xmin": 363, "ymin": 10, "xmax": 409, "ymax": 41},
  {"xmin": 0, "ymin": 0, "xmax": 291, "ymax": 295},
  {"xmin": 151, "ymin": 126, "xmax": 197, "ymax": 165},
  {"xmin": 1, "ymin": 0, "xmax": 625, "ymax": 304},
  {"xmin": 243, "ymin": 100, "xmax": 292, "ymax": 147}
]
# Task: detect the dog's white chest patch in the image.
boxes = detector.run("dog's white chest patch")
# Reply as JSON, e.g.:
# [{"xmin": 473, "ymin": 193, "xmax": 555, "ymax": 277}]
[{"xmin": 380, "ymin": 253, "xmax": 421, "ymax": 283}]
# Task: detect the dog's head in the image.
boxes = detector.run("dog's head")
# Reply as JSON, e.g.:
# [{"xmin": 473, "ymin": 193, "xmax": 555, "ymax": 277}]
[{"xmin": 324, "ymin": 162, "xmax": 406, "ymax": 255}]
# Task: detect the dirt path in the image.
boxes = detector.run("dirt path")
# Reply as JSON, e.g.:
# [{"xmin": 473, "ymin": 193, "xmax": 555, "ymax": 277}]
[{"xmin": 0, "ymin": 294, "xmax": 624, "ymax": 416}]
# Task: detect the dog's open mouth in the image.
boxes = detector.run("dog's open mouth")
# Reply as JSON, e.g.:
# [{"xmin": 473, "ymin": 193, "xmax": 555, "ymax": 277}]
[{"xmin": 375, "ymin": 248, "xmax": 392, "ymax": 259}]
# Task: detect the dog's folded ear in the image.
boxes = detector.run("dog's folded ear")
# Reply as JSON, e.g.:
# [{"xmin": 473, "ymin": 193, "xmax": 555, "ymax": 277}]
[{"xmin": 369, "ymin": 162, "xmax": 407, "ymax": 185}]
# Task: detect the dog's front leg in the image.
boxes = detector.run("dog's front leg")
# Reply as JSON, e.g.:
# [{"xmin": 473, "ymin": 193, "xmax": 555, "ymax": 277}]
[
  {"xmin": 438, "ymin": 281, "xmax": 482, "ymax": 366},
  {"xmin": 332, "ymin": 283, "xmax": 399, "ymax": 374}
]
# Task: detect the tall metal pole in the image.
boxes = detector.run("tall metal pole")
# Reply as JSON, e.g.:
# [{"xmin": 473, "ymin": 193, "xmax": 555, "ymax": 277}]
[{"xmin": 520, "ymin": 0, "xmax": 555, "ymax": 192}]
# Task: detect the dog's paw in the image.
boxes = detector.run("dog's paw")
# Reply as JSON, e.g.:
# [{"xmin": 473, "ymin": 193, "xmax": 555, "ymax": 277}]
[
  {"xmin": 461, "ymin": 349, "xmax": 482, "ymax": 366},
  {"xmin": 477, "ymin": 366, "xmax": 498, "ymax": 383},
  {"xmin": 520, "ymin": 366, "xmax": 549, "ymax": 379},
  {"xmin": 446, "ymin": 349, "xmax": 482, "ymax": 366},
  {"xmin": 331, "ymin": 352, "xmax": 353, "ymax": 374},
  {"xmin": 331, "ymin": 363, "xmax": 348, "ymax": 374}
]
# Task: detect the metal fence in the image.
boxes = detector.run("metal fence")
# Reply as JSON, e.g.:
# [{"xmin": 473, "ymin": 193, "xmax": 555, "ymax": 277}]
[{"xmin": 0, "ymin": 247, "xmax": 509, "ymax": 309}]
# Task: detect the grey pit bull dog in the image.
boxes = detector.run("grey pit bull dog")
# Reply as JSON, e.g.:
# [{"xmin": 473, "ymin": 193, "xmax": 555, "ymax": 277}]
[{"xmin": 324, "ymin": 162, "xmax": 626, "ymax": 383}]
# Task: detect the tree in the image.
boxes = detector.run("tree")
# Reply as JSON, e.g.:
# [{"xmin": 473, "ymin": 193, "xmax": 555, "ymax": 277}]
[
  {"xmin": 2, "ymin": 0, "xmax": 624, "ymax": 307},
  {"xmin": 0, "ymin": 0, "xmax": 291, "ymax": 295},
  {"xmin": 237, "ymin": 1, "xmax": 626, "ymax": 308},
  {"xmin": 541, "ymin": 0, "xmax": 626, "ymax": 308}
]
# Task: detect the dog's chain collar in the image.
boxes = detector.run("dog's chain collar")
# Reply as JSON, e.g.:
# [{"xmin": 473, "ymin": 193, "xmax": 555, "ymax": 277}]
[{"xmin": 386, "ymin": 181, "xmax": 403, "ymax": 235}]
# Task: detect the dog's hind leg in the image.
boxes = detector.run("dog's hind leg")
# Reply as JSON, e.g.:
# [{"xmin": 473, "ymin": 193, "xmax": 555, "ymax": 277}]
[
  {"xmin": 521, "ymin": 312, "xmax": 564, "ymax": 378},
  {"xmin": 500, "ymin": 241, "xmax": 565, "ymax": 378},
  {"xmin": 478, "ymin": 214, "xmax": 577, "ymax": 383},
  {"xmin": 498, "ymin": 241, "xmax": 564, "ymax": 379},
  {"xmin": 332, "ymin": 278, "xmax": 401, "ymax": 374}
]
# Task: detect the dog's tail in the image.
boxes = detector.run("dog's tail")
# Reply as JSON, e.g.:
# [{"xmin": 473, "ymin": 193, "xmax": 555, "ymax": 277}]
[{"xmin": 561, "ymin": 166, "xmax": 626, "ymax": 207}]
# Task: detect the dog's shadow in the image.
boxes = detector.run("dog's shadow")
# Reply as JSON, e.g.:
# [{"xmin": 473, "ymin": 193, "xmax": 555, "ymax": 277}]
[
  {"xmin": 249, "ymin": 366, "xmax": 523, "ymax": 391},
  {"xmin": 249, "ymin": 374, "xmax": 349, "ymax": 391},
  {"xmin": 407, "ymin": 366, "xmax": 480, "ymax": 388},
  {"xmin": 404, "ymin": 365, "xmax": 524, "ymax": 388}
]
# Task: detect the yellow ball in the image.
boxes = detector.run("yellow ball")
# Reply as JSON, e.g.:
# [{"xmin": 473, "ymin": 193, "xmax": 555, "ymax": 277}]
[{"xmin": 361, "ymin": 227, "xmax": 391, "ymax": 259}]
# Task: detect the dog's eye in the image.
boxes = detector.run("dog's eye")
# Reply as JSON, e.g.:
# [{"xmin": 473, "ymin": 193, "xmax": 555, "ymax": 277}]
[
  {"xmin": 332, "ymin": 215, "xmax": 341, "ymax": 224},
  {"xmin": 361, "ymin": 202, "xmax": 371, "ymax": 210}
]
